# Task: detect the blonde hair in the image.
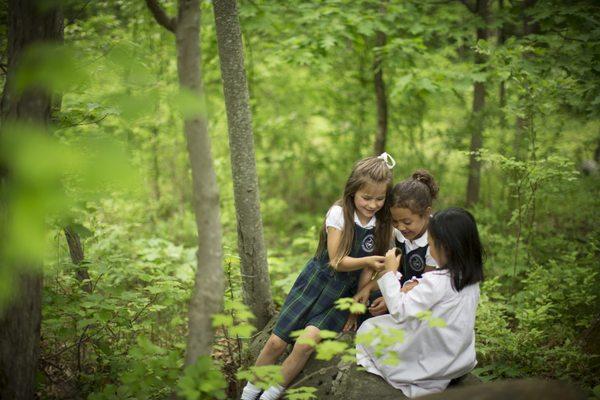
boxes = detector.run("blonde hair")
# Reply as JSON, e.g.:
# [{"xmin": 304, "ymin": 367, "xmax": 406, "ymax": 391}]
[{"xmin": 316, "ymin": 156, "xmax": 394, "ymax": 267}]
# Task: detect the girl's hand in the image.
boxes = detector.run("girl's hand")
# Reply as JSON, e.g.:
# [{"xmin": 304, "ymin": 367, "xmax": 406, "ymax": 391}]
[
  {"xmin": 343, "ymin": 314, "xmax": 359, "ymax": 332},
  {"xmin": 353, "ymin": 288, "xmax": 370, "ymax": 307},
  {"xmin": 368, "ymin": 297, "xmax": 388, "ymax": 316},
  {"xmin": 401, "ymin": 280, "xmax": 419, "ymax": 293},
  {"xmin": 384, "ymin": 249, "xmax": 401, "ymax": 272},
  {"xmin": 368, "ymin": 256, "xmax": 386, "ymax": 272}
]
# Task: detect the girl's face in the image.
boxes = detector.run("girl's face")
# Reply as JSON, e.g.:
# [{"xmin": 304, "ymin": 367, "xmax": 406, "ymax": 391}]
[
  {"xmin": 428, "ymin": 233, "xmax": 447, "ymax": 267},
  {"xmin": 391, "ymin": 206, "xmax": 431, "ymax": 241},
  {"xmin": 353, "ymin": 181, "xmax": 387, "ymax": 225}
]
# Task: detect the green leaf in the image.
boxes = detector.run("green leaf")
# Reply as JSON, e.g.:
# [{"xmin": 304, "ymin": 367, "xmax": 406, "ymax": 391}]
[{"xmin": 315, "ymin": 340, "xmax": 348, "ymax": 360}]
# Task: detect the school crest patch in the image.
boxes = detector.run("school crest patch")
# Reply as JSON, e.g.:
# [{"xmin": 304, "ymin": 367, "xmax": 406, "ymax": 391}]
[
  {"xmin": 361, "ymin": 234, "xmax": 375, "ymax": 253},
  {"xmin": 408, "ymin": 253, "xmax": 425, "ymax": 272}
]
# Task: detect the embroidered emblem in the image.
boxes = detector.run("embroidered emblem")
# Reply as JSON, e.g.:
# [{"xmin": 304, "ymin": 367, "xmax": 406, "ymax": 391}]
[
  {"xmin": 361, "ymin": 234, "xmax": 375, "ymax": 253},
  {"xmin": 408, "ymin": 253, "xmax": 425, "ymax": 272}
]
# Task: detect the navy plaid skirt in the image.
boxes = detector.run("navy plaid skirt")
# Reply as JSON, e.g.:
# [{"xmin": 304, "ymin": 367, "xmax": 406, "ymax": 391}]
[{"xmin": 273, "ymin": 258, "xmax": 359, "ymax": 343}]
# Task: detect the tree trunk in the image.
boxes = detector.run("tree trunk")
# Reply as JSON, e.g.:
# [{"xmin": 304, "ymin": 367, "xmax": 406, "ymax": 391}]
[
  {"xmin": 465, "ymin": 0, "xmax": 489, "ymax": 206},
  {"xmin": 514, "ymin": 0, "xmax": 540, "ymax": 162},
  {"xmin": 498, "ymin": 0, "xmax": 507, "ymax": 129},
  {"xmin": 145, "ymin": 0, "xmax": 224, "ymax": 365},
  {"xmin": 0, "ymin": 1, "xmax": 63, "ymax": 399},
  {"xmin": 213, "ymin": 0, "xmax": 274, "ymax": 330},
  {"xmin": 174, "ymin": 0, "xmax": 224, "ymax": 366},
  {"xmin": 372, "ymin": 5, "xmax": 388, "ymax": 156},
  {"xmin": 0, "ymin": 1, "xmax": 63, "ymax": 121},
  {"xmin": 64, "ymin": 225, "xmax": 92, "ymax": 293}
]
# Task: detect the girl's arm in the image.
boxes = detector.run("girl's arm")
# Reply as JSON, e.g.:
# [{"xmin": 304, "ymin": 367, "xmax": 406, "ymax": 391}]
[
  {"xmin": 327, "ymin": 227, "xmax": 384, "ymax": 272},
  {"xmin": 377, "ymin": 249, "xmax": 445, "ymax": 323},
  {"xmin": 353, "ymin": 269, "xmax": 377, "ymax": 305},
  {"xmin": 357, "ymin": 268, "xmax": 375, "ymax": 290}
]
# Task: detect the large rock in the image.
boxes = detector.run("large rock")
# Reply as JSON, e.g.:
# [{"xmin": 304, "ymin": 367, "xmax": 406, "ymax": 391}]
[
  {"xmin": 244, "ymin": 316, "xmax": 585, "ymax": 400},
  {"xmin": 244, "ymin": 316, "xmax": 480, "ymax": 399},
  {"xmin": 419, "ymin": 379, "xmax": 585, "ymax": 400}
]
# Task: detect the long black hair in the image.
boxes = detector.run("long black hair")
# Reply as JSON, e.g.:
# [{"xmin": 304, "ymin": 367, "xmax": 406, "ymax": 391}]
[{"xmin": 428, "ymin": 207, "xmax": 484, "ymax": 291}]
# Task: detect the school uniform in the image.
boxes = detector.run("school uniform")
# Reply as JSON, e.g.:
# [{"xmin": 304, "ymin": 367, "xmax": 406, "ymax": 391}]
[
  {"xmin": 273, "ymin": 205, "xmax": 377, "ymax": 343},
  {"xmin": 366, "ymin": 229, "xmax": 437, "ymax": 307},
  {"xmin": 356, "ymin": 270, "xmax": 480, "ymax": 398},
  {"xmin": 394, "ymin": 229, "xmax": 438, "ymax": 285}
]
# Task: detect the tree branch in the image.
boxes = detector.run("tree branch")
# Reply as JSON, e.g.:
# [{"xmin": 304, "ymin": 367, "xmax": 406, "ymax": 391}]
[
  {"xmin": 145, "ymin": 0, "xmax": 177, "ymax": 33},
  {"xmin": 60, "ymin": 113, "xmax": 109, "ymax": 129}
]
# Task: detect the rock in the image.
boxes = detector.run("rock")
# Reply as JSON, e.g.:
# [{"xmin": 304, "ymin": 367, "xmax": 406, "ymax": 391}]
[
  {"xmin": 244, "ymin": 316, "xmax": 480, "ymax": 399},
  {"xmin": 419, "ymin": 378, "xmax": 586, "ymax": 400},
  {"xmin": 244, "ymin": 317, "xmax": 585, "ymax": 399}
]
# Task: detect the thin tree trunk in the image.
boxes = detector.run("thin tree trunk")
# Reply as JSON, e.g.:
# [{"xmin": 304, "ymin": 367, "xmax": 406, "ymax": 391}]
[
  {"xmin": 372, "ymin": 4, "xmax": 388, "ymax": 156},
  {"xmin": 213, "ymin": 0, "xmax": 274, "ymax": 330},
  {"xmin": 64, "ymin": 225, "xmax": 92, "ymax": 293},
  {"xmin": 466, "ymin": 0, "xmax": 489, "ymax": 206},
  {"xmin": 498, "ymin": 0, "xmax": 507, "ymax": 129},
  {"xmin": 514, "ymin": 0, "xmax": 540, "ymax": 161},
  {"xmin": 0, "ymin": 1, "xmax": 63, "ymax": 399},
  {"xmin": 355, "ymin": 46, "xmax": 368, "ymax": 156},
  {"xmin": 175, "ymin": 0, "xmax": 224, "ymax": 366},
  {"xmin": 145, "ymin": 0, "xmax": 224, "ymax": 365}
]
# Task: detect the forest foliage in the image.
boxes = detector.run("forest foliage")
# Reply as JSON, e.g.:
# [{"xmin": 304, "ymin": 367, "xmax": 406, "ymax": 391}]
[{"xmin": 0, "ymin": 0, "xmax": 599, "ymax": 399}]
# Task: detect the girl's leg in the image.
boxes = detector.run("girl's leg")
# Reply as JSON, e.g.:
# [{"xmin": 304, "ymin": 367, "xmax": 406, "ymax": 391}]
[
  {"xmin": 255, "ymin": 334, "xmax": 289, "ymax": 366},
  {"xmin": 240, "ymin": 334, "xmax": 288, "ymax": 400},
  {"xmin": 259, "ymin": 326, "xmax": 321, "ymax": 400},
  {"xmin": 280, "ymin": 325, "xmax": 321, "ymax": 386}
]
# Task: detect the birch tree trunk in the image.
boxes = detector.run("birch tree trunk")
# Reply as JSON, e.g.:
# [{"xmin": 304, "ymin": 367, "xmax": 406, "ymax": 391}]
[
  {"xmin": 145, "ymin": 0, "xmax": 224, "ymax": 365},
  {"xmin": 0, "ymin": 1, "xmax": 63, "ymax": 398},
  {"xmin": 212, "ymin": 0, "xmax": 274, "ymax": 330}
]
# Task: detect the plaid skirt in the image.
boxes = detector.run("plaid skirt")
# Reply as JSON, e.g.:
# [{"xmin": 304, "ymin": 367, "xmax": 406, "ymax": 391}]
[{"xmin": 273, "ymin": 257, "xmax": 358, "ymax": 343}]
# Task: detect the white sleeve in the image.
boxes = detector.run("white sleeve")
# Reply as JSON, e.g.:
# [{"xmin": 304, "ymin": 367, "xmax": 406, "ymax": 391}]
[
  {"xmin": 425, "ymin": 247, "xmax": 439, "ymax": 268},
  {"xmin": 378, "ymin": 271, "xmax": 447, "ymax": 324},
  {"xmin": 325, "ymin": 205, "xmax": 344, "ymax": 231}
]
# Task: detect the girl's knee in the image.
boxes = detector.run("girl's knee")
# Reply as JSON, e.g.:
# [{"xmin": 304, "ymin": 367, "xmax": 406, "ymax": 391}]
[
  {"xmin": 292, "ymin": 342, "xmax": 315, "ymax": 357},
  {"xmin": 265, "ymin": 334, "xmax": 288, "ymax": 354},
  {"xmin": 292, "ymin": 326, "xmax": 320, "ymax": 356}
]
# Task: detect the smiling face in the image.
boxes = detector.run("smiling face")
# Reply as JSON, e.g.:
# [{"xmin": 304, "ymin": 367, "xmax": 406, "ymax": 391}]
[
  {"xmin": 353, "ymin": 181, "xmax": 388, "ymax": 225},
  {"xmin": 391, "ymin": 206, "xmax": 431, "ymax": 241}
]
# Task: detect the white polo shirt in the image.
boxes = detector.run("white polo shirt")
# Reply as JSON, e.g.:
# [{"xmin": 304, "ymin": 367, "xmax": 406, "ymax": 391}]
[
  {"xmin": 394, "ymin": 228, "xmax": 438, "ymax": 268},
  {"xmin": 325, "ymin": 205, "xmax": 377, "ymax": 231}
]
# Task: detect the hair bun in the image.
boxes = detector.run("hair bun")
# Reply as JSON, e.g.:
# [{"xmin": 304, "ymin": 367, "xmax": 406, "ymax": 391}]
[{"xmin": 412, "ymin": 169, "xmax": 439, "ymax": 200}]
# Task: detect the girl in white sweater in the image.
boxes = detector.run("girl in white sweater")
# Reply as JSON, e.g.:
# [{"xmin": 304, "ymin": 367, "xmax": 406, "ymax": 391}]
[{"xmin": 356, "ymin": 207, "xmax": 484, "ymax": 398}]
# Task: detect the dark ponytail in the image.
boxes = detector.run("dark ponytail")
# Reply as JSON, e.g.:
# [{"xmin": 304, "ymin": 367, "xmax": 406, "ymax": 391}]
[{"xmin": 391, "ymin": 169, "xmax": 438, "ymax": 215}]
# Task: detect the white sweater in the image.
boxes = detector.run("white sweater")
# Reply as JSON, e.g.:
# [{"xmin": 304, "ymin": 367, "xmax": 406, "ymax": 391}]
[{"xmin": 356, "ymin": 270, "xmax": 480, "ymax": 398}]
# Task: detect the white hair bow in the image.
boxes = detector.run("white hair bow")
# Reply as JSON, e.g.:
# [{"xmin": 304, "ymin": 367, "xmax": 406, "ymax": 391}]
[{"xmin": 377, "ymin": 152, "xmax": 396, "ymax": 169}]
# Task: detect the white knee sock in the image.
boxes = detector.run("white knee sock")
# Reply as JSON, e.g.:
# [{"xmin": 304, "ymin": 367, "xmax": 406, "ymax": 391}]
[
  {"xmin": 258, "ymin": 384, "xmax": 285, "ymax": 400},
  {"xmin": 240, "ymin": 381, "xmax": 262, "ymax": 400}
]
